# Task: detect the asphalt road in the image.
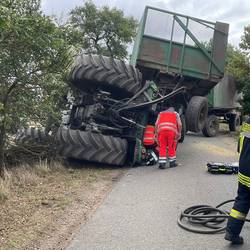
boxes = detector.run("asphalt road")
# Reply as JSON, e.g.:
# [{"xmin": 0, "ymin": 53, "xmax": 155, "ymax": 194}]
[{"xmin": 66, "ymin": 132, "xmax": 250, "ymax": 250}]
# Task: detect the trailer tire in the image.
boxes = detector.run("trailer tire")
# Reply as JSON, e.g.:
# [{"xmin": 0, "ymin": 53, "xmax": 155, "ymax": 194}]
[
  {"xmin": 185, "ymin": 96, "xmax": 208, "ymax": 133},
  {"xmin": 179, "ymin": 115, "xmax": 186, "ymax": 143},
  {"xmin": 229, "ymin": 114, "xmax": 240, "ymax": 132},
  {"xmin": 70, "ymin": 54, "xmax": 142, "ymax": 97},
  {"xmin": 56, "ymin": 128, "xmax": 128, "ymax": 166},
  {"xmin": 202, "ymin": 115, "xmax": 219, "ymax": 137}
]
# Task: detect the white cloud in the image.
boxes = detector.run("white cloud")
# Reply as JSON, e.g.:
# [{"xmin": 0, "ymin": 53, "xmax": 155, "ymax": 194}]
[{"xmin": 41, "ymin": 0, "xmax": 250, "ymax": 46}]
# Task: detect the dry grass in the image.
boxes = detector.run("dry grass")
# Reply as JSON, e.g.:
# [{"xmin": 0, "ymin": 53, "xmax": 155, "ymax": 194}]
[
  {"xmin": 0, "ymin": 161, "xmax": 53, "ymax": 199},
  {"xmin": 0, "ymin": 180, "xmax": 9, "ymax": 203},
  {"xmin": 0, "ymin": 160, "xmax": 124, "ymax": 250}
]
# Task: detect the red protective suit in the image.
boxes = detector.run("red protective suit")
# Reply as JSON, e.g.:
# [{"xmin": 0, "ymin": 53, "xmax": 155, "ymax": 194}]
[{"xmin": 155, "ymin": 110, "xmax": 182, "ymax": 164}]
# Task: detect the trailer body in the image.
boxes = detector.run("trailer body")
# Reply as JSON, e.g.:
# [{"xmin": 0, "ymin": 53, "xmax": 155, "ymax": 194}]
[
  {"xmin": 131, "ymin": 6, "xmax": 229, "ymax": 96},
  {"xmin": 208, "ymin": 75, "xmax": 241, "ymax": 110},
  {"xmin": 203, "ymin": 75, "xmax": 242, "ymax": 136}
]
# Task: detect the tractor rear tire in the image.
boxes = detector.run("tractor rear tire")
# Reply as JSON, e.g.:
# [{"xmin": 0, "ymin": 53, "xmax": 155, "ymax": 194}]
[
  {"xmin": 202, "ymin": 115, "xmax": 219, "ymax": 137},
  {"xmin": 15, "ymin": 127, "xmax": 49, "ymax": 144},
  {"xmin": 70, "ymin": 54, "xmax": 142, "ymax": 97},
  {"xmin": 185, "ymin": 96, "xmax": 208, "ymax": 133},
  {"xmin": 56, "ymin": 128, "xmax": 128, "ymax": 166},
  {"xmin": 179, "ymin": 114, "xmax": 186, "ymax": 143}
]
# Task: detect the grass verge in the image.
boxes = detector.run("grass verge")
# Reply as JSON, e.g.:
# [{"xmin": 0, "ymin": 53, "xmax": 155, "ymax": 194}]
[{"xmin": 0, "ymin": 160, "xmax": 124, "ymax": 250}]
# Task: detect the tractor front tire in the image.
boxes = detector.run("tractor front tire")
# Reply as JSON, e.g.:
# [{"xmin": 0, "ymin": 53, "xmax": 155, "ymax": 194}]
[
  {"xmin": 186, "ymin": 96, "xmax": 208, "ymax": 133},
  {"xmin": 70, "ymin": 54, "xmax": 142, "ymax": 97},
  {"xmin": 56, "ymin": 128, "xmax": 128, "ymax": 166}
]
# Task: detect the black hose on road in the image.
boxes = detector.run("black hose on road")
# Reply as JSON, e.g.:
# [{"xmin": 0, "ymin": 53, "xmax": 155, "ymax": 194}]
[{"xmin": 178, "ymin": 200, "xmax": 250, "ymax": 234}]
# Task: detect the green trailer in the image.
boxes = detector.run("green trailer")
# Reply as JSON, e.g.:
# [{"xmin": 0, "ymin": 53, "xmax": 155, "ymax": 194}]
[
  {"xmin": 131, "ymin": 6, "xmax": 229, "ymax": 133},
  {"xmin": 131, "ymin": 6, "xmax": 228, "ymax": 86},
  {"xmin": 203, "ymin": 75, "xmax": 242, "ymax": 137}
]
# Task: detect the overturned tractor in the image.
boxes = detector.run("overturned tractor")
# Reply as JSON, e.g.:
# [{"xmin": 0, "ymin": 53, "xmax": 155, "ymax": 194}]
[{"xmin": 57, "ymin": 7, "xmax": 229, "ymax": 166}]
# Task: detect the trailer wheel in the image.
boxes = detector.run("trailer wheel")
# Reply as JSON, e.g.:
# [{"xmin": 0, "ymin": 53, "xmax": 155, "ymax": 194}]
[
  {"xmin": 70, "ymin": 54, "xmax": 142, "ymax": 97},
  {"xmin": 202, "ymin": 115, "xmax": 219, "ymax": 137},
  {"xmin": 229, "ymin": 114, "xmax": 240, "ymax": 132},
  {"xmin": 56, "ymin": 128, "xmax": 128, "ymax": 166},
  {"xmin": 179, "ymin": 115, "xmax": 186, "ymax": 143},
  {"xmin": 185, "ymin": 96, "xmax": 208, "ymax": 133}
]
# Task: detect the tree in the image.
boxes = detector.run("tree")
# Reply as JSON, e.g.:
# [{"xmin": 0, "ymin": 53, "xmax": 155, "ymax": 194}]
[
  {"xmin": 241, "ymin": 82, "xmax": 250, "ymax": 113},
  {"xmin": 0, "ymin": 0, "xmax": 71, "ymax": 178},
  {"xmin": 238, "ymin": 26, "xmax": 250, "ymax": 113},
  {"xmin": 69, "ymin": 1, "xmax": 137, "ymax": 59},
  {"xmin": 225, "ymin": 43, "xmax": 250, "ymax": 113},
  {"xmin": 240, "ymin": 25, "xmax": 250, "ymax": 51},
  {"xmin": 237, "ymin": 26, "xmax": 250, "ymax": 113},
  {"xmin": 225, "ymin": 44, "xmax": 250, "ymax": 90}
]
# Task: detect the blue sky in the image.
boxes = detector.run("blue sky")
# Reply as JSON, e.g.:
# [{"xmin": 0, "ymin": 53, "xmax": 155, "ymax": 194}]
[{"xmin": 41, "ymin": 0, "xmax": 250, "ymax": 47}]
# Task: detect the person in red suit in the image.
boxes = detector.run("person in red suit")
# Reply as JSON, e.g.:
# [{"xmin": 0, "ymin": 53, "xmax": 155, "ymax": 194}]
[{"xmin": 155, "ymin": 107, "xmax": 182, "ymax": 169}]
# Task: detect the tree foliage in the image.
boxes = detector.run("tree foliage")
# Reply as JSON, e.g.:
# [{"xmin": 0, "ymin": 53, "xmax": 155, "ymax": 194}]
[
  {"xmin": 241, "ymin": 82, "xmax": 250, "ymax": 113},
  {"xmin": 225, "ymin": 44, "xmax": 250, "ymax": 113},
  {"xmin": 239, "ymin": 26, "xmax": 250, "ymax": 113},
  {"xmin": 225, "ymin": 26, "xmax": 250, "ymax": 113},
  {"xmin": 240, "ymin": 25, "xmax": 250, "ymax": 51},
  {"xmin": 225, "ymin": 44, "xmax": 250, "ymax": 90},
  {"xmin": 69, "ymin": 1, "xmax": 137, "ymax": 59},
  {"xmin": 0, "ymin": 0, "xmax": 71, "ymax": 177},
  {"xmin": 0, "ymin": 0, "xmax": 138, "ymax": 178}
]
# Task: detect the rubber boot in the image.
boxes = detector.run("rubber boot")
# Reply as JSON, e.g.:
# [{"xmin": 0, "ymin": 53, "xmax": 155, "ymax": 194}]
[
  {"xmin": 224, "ymin": 231, "xmax": 244, "ymax": 245},
  {"xmin": 159, "ymin": 163, "xmax": 166, "ymax": 169},
  {"xmin": 169, "ymin": 160, "xmax": 178, "ymax": 168}
]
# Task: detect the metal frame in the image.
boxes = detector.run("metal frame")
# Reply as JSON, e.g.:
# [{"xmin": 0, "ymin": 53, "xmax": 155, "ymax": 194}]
[
  {"xmin": 144, "ymin": 6, "xmax": 215, "ymax": 25},
  {"xmin": 132, "ymin": 5, "xmax": 228, "ymax": 83},
  {"xmin": 174, "ymin": 15, "xmax": 222, "ymax": 75}
]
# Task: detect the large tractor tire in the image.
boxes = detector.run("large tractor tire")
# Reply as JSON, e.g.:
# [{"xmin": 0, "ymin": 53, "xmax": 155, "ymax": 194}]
[
  {"xmin": 70, "ymin": 54, "xmax": 142, "ymax": 97},
  {"xmin": 15, "ymin": 127, "xmax": 49, "ymax": 144},
  {"xmin": 202, "ymin": 115, "xmax": 219, "ymax": 137},
  {"xmin": 179, "ymin": 114, "xmax": 186, "ymax": 143},
  {"xmin": 185, "ymin": 96, "xmax": 208, "ymax": 133},
  {"xmin": 56, "ymin": 128, "xmax": 128, "ymax": 166}
]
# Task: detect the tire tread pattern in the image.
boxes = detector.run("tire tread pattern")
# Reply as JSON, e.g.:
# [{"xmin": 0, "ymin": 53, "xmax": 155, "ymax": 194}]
[
  {"xmin": 186, "ymin": 96, "xmax": 208, "ymax": 133},
  {"xmin": 70, "ymin": 54, "xmax": 142, "ymax": 96},
  {"xmin": 56, "ymin": 128, "xmax": 128, "ymax": 166},
  {"xmin": 16, "ymin": 127, "xmax": 49, "ymax": 144}
]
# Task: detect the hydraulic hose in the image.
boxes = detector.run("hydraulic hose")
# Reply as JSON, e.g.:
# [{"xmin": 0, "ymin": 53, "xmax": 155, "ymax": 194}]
[
  {"xmin": 178, "ymin": 200, "xmax": 250, "ymax": 234},
  {"xmin": 109, "ymin": 86, "xmax": 186, "ymax": 129},
  {"xmin": 118, "ymin": 87, "xmax": 186, "ymax": 112}
]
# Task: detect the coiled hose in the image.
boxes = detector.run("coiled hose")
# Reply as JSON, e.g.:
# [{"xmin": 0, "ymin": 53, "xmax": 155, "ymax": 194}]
[{"xmin": 178, "ymin": 200, "xmax": 250, "ymax": 234}]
